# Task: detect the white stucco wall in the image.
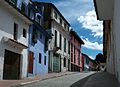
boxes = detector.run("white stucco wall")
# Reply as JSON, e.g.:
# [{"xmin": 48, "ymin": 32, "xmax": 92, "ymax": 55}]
[
  {"xmin": 0, "ymin": 2, "xmax": 30, "ymax": 79},
  {"xmin": 52, "ymin": 24, "xmax": 70, "ymax": 72},
  {"xmin": 113, "ymin": 0, "xmax": 120, "ymax": 82},
  {"xmin": 49, "ymin": 8, "xmax": 70, "ymax": 72},
  {"xmin": 106, "ymin": 26, "xmax": 116, "ymax": 75}
]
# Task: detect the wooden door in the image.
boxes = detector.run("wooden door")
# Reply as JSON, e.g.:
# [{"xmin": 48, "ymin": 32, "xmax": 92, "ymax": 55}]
[
  {"xmin": 28, "ymin": 51, "xmax": 34, "ymax": 73},
  {"xmin": 3, "ymin": 50, "xmax": 20, "ymax": 80}
]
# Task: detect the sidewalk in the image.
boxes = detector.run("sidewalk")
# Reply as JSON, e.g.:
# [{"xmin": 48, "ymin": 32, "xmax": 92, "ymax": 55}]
[
  {"xmin": 0, "ymin": 72, "xmax": 76, "ymax": 87},
  {"xmin": 82, "ymin": 72, "xmax": 119, "ymax": 87}
]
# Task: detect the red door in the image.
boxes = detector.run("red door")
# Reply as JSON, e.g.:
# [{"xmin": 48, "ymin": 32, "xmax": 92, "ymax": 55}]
[{"xmin": 28, "ymin": 51, "xmax": 34, "ymax": 73}]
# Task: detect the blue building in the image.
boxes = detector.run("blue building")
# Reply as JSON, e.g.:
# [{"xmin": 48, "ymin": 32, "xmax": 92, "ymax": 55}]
[{"xmin": 27, "ymin": 3, "xmax": 52, "ymax": 76}]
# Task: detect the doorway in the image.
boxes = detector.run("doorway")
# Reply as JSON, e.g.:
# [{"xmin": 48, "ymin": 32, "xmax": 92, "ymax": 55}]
[
  {"xmin": 53, "ymin": 53, "xmax": 60, "ymax": 72},
  {"xmin": 3, "ymin": 50, "xmax": 21, "ymax": 80}
]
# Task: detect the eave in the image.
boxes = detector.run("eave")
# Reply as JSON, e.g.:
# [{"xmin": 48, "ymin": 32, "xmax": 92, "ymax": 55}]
[
  {"xmin": 70, "ymin": 30, "xmax": 84, "ymax": 44},
  {"xmin": 93, "ymin": 0, "xmax": 114, "ymax": 20}
]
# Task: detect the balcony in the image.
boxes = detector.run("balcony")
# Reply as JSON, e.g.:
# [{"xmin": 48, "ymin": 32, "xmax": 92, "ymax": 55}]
[
  {"xmin": 0, "ymin": 0, "xmax": 32, "ymax": 24},
  {"xmin": 28, "ymin": 4, "xmax": 43, "ymax": 25},
  {"xmin": 6, "ymin": 0, "xmax": 17, "ymax": 6},
  {"xmin": 3, "ymin": 37, "xmax": 28, "ymax": 49}
]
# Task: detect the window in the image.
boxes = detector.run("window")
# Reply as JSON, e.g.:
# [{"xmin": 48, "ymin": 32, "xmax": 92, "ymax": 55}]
[
  {"xmin": 9, "ymin": 0, "xmax": 17, "ymax": 5},
  {"xmin": 32, "ymin": 29, "xmax": 37, "ymax": 43},
  {"xmin": 60, "ymin": 18, "xmax": 62, "ymax": 25},
  {"xmin": 54, "ymin": 30, "xmax": 57, "ymax": 46},
  {"xmin": 74, "ymin": 46, "xmax": 76, "ymax": 63},
  {"xmin": 78, "ymin": 50, "xmax": 80, "ymax": 65},
  {"xmin": 36, "ymin": 15, "xmax": 41, "ymax": 25},
  {"xmin": 74, "ymin": 46, "xmax": 75, "ymax": 53},
  {"xmin": 64, "ymin": 58, "xmax": 66, "ymax": 67},
  {"xmin": 71, "ymin": 43, "xmax": 73, "ymax": 52},
  {"xmin": 40, "ymin": 33, "xmax": 42, "ymax": 39},
  {"xmin": 64, "ymin": 38, "xmax": 66, "ymax": 52},
  {"xmin": 59, "ymin": 34, "xmax": 62, "ymax": 50},
  {"xmin": 44, "ymin": 38, "xmax": 48, "ymax": 52},
  {"xmin": 39, "ymin": 53, "xmax": 41, "ymax": 64},
  {"xmin": 68, "ymin": 41, "xmax": 70, "ymax": 54},
  {"xmin": 23, "ymin": 28, "xmax": 26, "ymax": 38},
  {"xmin": 28, "ymin": 8, "xmax": 31, "ymax": 17},
  {"xmin": 14, "ymin": 23, "xmax": 18, "ymax": 40},
  {"xmin": 44, "ymin": 56, "xmax": 46, "ymax": 65},
  {"xmin": 64, "ymin": 23, "xmax": 66, "ymax": 29},
  {"xmin": 74, "ymin": 55, "xmax": 76, "ymax": 63},
  {"xmin": 54, "ymin": 11, "xmax": 57, "ymax": 19},
  {"xmin": 67, "ymin": 27, "xmax": 69, "ymax": 31},
  {"xmin": 71, "ymin": 53, "xmax": 73, "ymax": 62},
  {"xmin": 21, "ymin": 2, "xmax": 26, "ymax": 13}
]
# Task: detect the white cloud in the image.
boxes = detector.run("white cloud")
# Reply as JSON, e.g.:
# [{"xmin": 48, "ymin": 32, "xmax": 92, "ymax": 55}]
[
  {"xmin": 89, "ymin": 55, "xmax": 95, "ymax": 60},
  {"xmin": 77, "ymin": 10, "xmax": 103, "ymax": 38},
  {"xmin": 54, "ymin": 0, "xmax": 94, "ymax": 22},
  {"xmin": 82, "ymin": 38, "xmax": 103, "ymax": 51}
]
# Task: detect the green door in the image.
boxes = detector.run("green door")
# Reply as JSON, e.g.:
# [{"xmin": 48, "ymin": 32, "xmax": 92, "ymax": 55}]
[{"xmin": 53, "ymin": 54, "xmax": 60, "ymax": 72}]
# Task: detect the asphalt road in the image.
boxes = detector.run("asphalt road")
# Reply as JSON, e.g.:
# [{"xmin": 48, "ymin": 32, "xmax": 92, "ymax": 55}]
[{"xmin": 19, "ymin": 72, "xmax": 95, "ymax": 87}]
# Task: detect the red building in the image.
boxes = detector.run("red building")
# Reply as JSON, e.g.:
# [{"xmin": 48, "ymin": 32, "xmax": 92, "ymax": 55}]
[{"xmin": 70, "ymin": 30, "xmax": 84, "ymax": 72}]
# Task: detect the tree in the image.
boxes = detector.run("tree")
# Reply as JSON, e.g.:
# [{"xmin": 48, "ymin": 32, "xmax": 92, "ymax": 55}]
[{"xmin": 95, "ymin": 53, "xmax": 106, "ymax": 63}]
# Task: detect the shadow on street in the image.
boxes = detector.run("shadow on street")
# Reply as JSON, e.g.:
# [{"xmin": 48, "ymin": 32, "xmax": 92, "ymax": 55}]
[
  {"xmin": 70, "ymin": 72, "xmax": 120, "ymax": 87},
  {"xmin": 70, "ymin": 74, "xmax": 93, "ymax": 87}
]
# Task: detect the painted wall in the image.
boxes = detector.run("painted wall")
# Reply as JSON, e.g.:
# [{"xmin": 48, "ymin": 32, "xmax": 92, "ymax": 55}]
[
  {"xmin": 0, "ymin": 1, "xmax": 30, "ymax": 79},
  {"xmin": 28, "ymin": 3, "xmax": 49, "ymax": 76},
  {"xmin": 106, "ymin": 0, "xmax": 120, "ymax": 82},
  {"xmin": 113, "ymin": 0, "xmax": 120, "ymax": 82},
  {"xmin": 49, "ymin": 8, "xmax": 70, "ymax": 72},
  {"xmin": 70, "ymin": 33, "xmax": 82, "ymax": 70},
  {"xmin": 106, "ymin": 24, "xmax": 115, "ymax": 75},
  {"xmin": 29, "ymin": 26, "xmax": 48, "ymax": 76}
]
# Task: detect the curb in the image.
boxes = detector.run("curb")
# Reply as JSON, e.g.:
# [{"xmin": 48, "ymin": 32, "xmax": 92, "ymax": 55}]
[{"xmin": 11, "ymin": 72, "xmax": 77, "ymax": 87}]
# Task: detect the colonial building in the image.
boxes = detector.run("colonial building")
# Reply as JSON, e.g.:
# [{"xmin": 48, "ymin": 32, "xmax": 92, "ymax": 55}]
[
  {"xmin": 0, "ymin": 0, "xmax": 32, "ymax": 79},
  {"xmin": 82, "ymin": 53, "xmax": 97, "ymax": 71},
  {"xmin": 27, "ymin": 2, "xmax": 52, "ymax": 76},
  {"xmin": 33, "ymin": 2, "xmax": 70, "ymax": 72},
  {"xmin": 82, "ymin": 53, "xmax": 89, "ymax": 71},
  {"xmin": 70, "ymin": 30, "xmax": 84, "ymax": 72},
  {"xmin": 93, "ymin": 0, "xmax": 120, "ymax": 82}
]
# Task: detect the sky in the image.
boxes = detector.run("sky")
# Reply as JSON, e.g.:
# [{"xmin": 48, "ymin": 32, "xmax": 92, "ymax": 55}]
[{"xmin": 33, "ymin": 0, "xmax": 103, "ymax": 60}]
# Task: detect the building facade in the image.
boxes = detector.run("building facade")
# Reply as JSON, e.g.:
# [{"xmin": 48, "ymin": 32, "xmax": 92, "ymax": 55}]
[
  {"xmin": 27, "ymin": 3, "xmax": 52, "ymax": 76},
  {"xmin": 33, "ymin": 2, "xmax": 70, "ymax": 72},
  {"xmin": 82, "ymin": 53, "xmax": 97, "ymax": 71},
  {"xmin": 82, "ymin": 54, "xmax": 90, "ymax": 71},
  {"xmin": 0, "ymin": 0, "xmax": 32, "ymax": 80},
  {"xmin": 70, "ymin": 30, "xmax": 84, "ymax": 72},
  {"xmin": 94, "ymin": 0, "xmax": 120, "ymax": 82}
]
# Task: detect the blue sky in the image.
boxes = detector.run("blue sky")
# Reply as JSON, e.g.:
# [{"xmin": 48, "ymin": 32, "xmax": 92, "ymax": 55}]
[{"xmin": 33, "ymin": 0, "xmax": 103, "ymax": 60}]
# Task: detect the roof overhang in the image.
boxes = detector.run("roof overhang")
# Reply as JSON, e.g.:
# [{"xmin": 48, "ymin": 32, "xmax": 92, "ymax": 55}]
[{"xmin": 93, "ymin": 0, "xmax": 114, "ymax": 20}]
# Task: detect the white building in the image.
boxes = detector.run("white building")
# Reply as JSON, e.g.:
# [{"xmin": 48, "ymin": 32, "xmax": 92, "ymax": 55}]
[
  {"xmin": 0, "ymin": 0, "xmax": 32, "ymax": 79},
  {"xmin": 94, "ymin": 0, "xmax": 120, "ymax": 82},
  {"xmin": 34, "ymin": 2, "xmax": 70, "ymax": 72}
]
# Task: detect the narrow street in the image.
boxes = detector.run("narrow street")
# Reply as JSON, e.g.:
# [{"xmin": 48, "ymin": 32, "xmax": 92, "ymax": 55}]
[{"xmin": 18, "ymin": 72, "xmax": 94, "ymax": 87}]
